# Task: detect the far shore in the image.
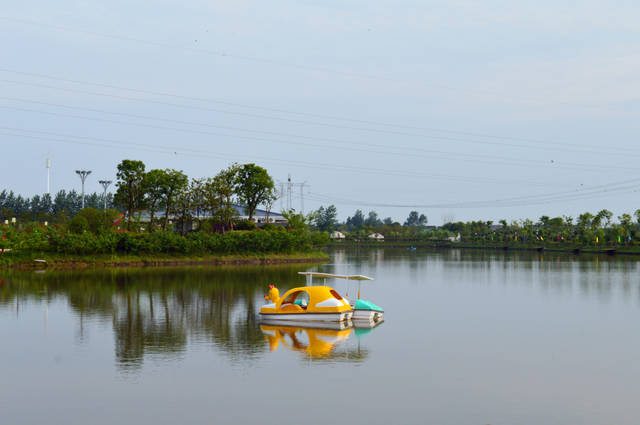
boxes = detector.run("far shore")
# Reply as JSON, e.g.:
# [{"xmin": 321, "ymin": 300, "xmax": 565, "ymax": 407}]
[
  {"xmin": 327, "ymin": 240, "xmax": 640, "ymax": 256},
  {"xmin": 0, "ymin": 251, "xmax": 329, "ymax": 270}
]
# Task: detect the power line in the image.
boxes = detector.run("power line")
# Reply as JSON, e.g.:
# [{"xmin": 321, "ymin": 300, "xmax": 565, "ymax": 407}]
[
  {"xmin": 0, "ymin": 17, "xmax": 627, "ymax": 117},
  {"xmin": 2, "ymin": 100, "xmax": 636, "ymax": 173},
  {"xmin": 306, "ymin": 177, "xmax": 640, "ymax": 209},
  {"xmin": 0, "ymin": 67, "xmax": 630, "ymax": 152},
  {"xmin": 0, "ymin": 126, "xmax": 568, "ymax": 187},
  {"xmin": 2, "ymin": 77, "xmax": 639, "ymax": 159}
]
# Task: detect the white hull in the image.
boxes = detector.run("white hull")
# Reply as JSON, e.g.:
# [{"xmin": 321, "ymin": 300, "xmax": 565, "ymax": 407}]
[
  {"xmin": 352, "ymin": 310, "xmax": 383, "ymax": 321},
  {"xmin": 259, "ymin": 311, "xmax": 352, "ymax": 322},
  {"xmin": 261, "ymin": 319, "xmax": 353, "ymax": 330}
]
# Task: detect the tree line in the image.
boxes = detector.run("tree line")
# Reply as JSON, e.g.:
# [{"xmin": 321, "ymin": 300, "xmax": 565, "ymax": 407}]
[
  {"xmin": 113, "ymin": 160, "xmax": 276, "ymax": 232},
  {"xmin": 0, "ymin": 190, "xmax": 113, "ymax": 223},
  {"xmin": 0, "ymin": 160, "xmax": 278, "ymax": 234},
  {"xmin": 309, "ymin": 205, "xmax": 640, "ymax": 246},
  {"xmin": 311, "ymin": 206, "xmax": 428, "ymax": 232}
]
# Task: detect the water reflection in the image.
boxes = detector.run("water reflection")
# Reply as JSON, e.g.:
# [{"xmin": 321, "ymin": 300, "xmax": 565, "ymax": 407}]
[
  {"xmin": 260, "ymin": 319, "xmax": 382, "ymax": 361},
  {"xmin": 0, "ymin": 264, "xmax": 383, "ymax": 370},
  {"xmin": 2, "ymin": 248, "xmax": 640, "ymax": 372}
]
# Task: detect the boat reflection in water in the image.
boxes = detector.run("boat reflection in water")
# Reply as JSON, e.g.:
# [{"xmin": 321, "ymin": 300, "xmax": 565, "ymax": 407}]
[{"xmin": 260, "ymin": 318, "xmax": 383, "ymax": 360}]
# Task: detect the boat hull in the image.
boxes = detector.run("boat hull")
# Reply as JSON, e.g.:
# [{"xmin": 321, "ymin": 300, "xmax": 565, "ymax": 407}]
[
  {"xmin": 259, "ymin": 311, "xmax": 352, "ymax": 322},
  {"xmin": 261, "ymin": 319, "xmax": 353, "ymax": 330},
  {"xmin": 352, "ymin": 309, "xmax": 383, "ymax": 321}
]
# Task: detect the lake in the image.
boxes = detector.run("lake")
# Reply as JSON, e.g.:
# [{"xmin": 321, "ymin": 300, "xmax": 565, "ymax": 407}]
[{"xmin": 2, "ymin": 248, "xmax": 640, "ymax": 425}]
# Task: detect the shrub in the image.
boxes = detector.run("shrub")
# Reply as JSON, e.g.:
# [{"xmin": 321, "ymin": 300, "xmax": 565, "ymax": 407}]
[
  {"xmin": 235, "ymin": 219, "xmax": 257, "ymax": 231},
  {"xmin": 69, "ymin": 215, "xmax": 89, "ymax": 234}
]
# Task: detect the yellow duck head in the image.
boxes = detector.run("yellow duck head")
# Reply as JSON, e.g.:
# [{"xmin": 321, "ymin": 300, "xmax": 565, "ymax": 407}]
[{"xmin": 264, "ymin": 284, "xmax": 280, "ymax": 304}]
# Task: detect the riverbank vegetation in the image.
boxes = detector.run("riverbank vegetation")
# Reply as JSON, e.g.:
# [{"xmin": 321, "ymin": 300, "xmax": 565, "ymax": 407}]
[
  {"xmin": 0, "ymin": 160, "xmax": 329, "ymax": 267},
  {"xmin": 309, "ymin": 206, "xmax": 640, "ymax": 250}
]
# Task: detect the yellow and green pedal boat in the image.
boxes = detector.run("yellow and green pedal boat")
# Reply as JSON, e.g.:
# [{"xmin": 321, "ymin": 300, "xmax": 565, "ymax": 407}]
[{"xmin": 259, "ymin": 272, "xmax": 383, "ymax": 323}]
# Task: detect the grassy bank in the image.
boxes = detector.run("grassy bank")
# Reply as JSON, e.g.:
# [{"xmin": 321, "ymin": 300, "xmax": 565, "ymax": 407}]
[
  {"xmin": 328, "ymin": 240, "xmax": 640, "ymax": 255},
  {"xmin": 0, "ymin": 250, "xmax": 329, "ymax": 270},
  {"xmin": 0, "ymin": 228, "xmax": 331, "ymax": 269}
]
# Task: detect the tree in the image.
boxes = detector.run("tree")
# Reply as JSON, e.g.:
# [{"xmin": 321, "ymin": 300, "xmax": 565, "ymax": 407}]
[
  {"xmin": 160, "ymin": 169, "xmax": 188, "ymax": 231},
  {"xmin": 212, "ymin": 164, "xmax": 240, "ymax": 230},
  {"xmin": 282, "ymin": 209, "xmax": 307, "ymax": 231},
  {"xmin": 365, "ymin": 211, "xmax": 382, "ymax": 227},
  {"xmin": 114, "ymin": 159, "xmax": 146, "ymax": 230},
  {"xmin": 404, "ymin": 211, "xmax": 427, "ymax": 227},
  {"xmin": 235, "ymin": 163, "xmax": 275, "ymax": 221},
  {"xmin": 314, "ymin": 205, "xmax": 338, "ymax": 232},
  {"xmin": 595, "ymin": 209, "xmax": 613, "ymax": 228},
  {"xmin": 202, "ymin": 169, "xmax": 239, "ymax": 232},
  {"xmin": 346, "ymin": 209, "xmax": 364, "ymax": 229},
  {"xmin": 143, "ymin": 169, "xmax": 166, "ymax": 232},
  {"xmin": 618, "ymin": 213, "xmax": 633, "ymax": 244},
  {"xmin": 173, "ymin": 184, "xmax": 194, "ymax": 235}
]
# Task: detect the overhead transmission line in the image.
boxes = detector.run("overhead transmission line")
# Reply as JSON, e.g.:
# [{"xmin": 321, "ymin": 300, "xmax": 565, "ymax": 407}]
[
  {"xmin": 0, "ymin": 67, "xmax": 630, "ymax": 151},
  {"xmin": 0, "ymin": 73, "xmax": 638, "ymax": 158},
  {"xmin": 2, "ymin": 101, "xmax": 636, "ymax": 174},
  {"xmin": 0, "ymin": 126, "xmax": 567, "ymax": 187},
  {"xmin": 305, "ymin": 180, "xmax": 640, "ymax": 209},
  {"xmin": 2, "ymin": 78, "xmax": 639, "ymax": 161},
  {"xmin": 0, "ymin": 16, "xmax": 626, "ymax": 116}
]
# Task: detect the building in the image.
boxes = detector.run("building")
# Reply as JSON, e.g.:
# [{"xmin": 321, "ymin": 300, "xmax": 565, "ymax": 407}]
[
  {"xmin": 114, "ymin": 204, "xmax": 288, "ymax": 230},
  {"xmin": 233, "ymin": 205, "xmax": 287, "ymax": 225},
  {"xmin": 368, "ymin": 232, "xmax": 384, "ymax": 241},
  {"xmin": 330, "ymin": 231, "xmax": 346, "ymax": 240}
]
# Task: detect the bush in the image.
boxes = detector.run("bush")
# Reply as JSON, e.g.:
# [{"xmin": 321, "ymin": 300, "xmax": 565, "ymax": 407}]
[
  {"xmin": 310, "ymin": 231, "xmax": 330, "ymax": 247},
  {"xmin": 3, "ymin": 227, "xmax": 318, "ymax": 256},
  {"xmin": 235, "ymin": 219, "xmax": 257, "ymax": 231},
  {"xmin": 69, "ymin": 215, "xmax": 89, "ymax": 234}
]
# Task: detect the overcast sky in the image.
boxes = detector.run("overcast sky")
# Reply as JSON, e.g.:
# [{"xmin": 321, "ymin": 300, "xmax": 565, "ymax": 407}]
[{"xmin": 2, "ymin": 1, "xmax": 640, "ymax": 224}]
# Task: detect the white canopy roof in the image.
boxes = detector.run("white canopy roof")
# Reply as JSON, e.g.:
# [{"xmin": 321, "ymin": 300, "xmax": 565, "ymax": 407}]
[{"xmin": 298, "ymin": 272, "xmax": 374, "ymax": 281}]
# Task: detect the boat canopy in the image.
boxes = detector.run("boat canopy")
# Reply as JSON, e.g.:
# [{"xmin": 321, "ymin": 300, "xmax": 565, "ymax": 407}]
[{"xmin": 297, "ymin": 272, "xmax": 374, "ymax": 281}]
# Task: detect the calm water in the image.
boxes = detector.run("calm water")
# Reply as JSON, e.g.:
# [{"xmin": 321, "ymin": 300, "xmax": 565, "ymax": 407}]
[{"xmin": 2, "ymin": 248, "xmax": 640, "ymax": 425}]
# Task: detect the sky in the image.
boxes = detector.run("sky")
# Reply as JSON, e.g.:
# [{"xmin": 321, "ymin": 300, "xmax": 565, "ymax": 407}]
[{"xmin": 2, "ymin": 0, "xmax": 640, "ymax": 224}]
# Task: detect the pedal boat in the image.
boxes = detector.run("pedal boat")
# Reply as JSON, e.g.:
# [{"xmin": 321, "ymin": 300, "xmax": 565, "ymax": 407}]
[
  {"xmin": 296, "ymin": 272, "xmax": 384, "ymax": 322},
  {"xmin": 260, "ymin": 285, "xmax": 353, "ymax": 322}
]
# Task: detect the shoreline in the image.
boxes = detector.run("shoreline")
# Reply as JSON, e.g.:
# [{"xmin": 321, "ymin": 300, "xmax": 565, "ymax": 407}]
[
  {"xmin": 0, "ymin": 251, "xmax": 329, "ymax": 270},
  {"xmin": 327, "ymin": 241, "xmax": 640, "ymax": 256}
]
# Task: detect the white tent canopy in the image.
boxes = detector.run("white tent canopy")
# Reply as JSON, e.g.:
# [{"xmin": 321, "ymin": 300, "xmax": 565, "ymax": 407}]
[{"xmin": 298, "ymin": 272, "xmax": 374, "ymax": 281}]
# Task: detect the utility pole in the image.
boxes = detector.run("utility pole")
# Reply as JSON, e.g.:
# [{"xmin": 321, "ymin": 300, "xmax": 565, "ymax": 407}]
[
  {"xmin": 279, "ymin": 182, "xmax": 285, "ymax": 212},
  {"xmin": 75, "ymin": 170, "xmax": 92, "ymax": 209},
  {"xmin": 287, "ymin": 174, "xmax": 292, "ymax": 211},
  {"xmin": 300, "ymin": 182, "xmax": 305, "ymax": 214},
  {"xmin": 277, "ymin": 175, "xmax": 307, "ymax": 213},
  {"xmin": 46, "ymin": 158, "xmax": 51, "ymax": 195},
  {"xmin": 98, "ymin": 180, "xmax": 112, "ymax": 210}
]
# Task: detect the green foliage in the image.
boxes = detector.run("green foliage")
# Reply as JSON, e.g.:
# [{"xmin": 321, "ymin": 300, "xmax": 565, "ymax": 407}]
[
  {"xmin": 261, "ymin": 223, "xmax": 282, "ymax": 231},
  {"xmin": 235, "ymin": 163, "xmax": 275, "ymax": 221},
  {"xmin": 235, "ymin": 219, "xmax": 257, "ymax": 231},
  {"xmin": 404, "ymin": 211, "xmax": 427, "ymax": 227},
  {"xmin": 282, "ymin": 210, "xmax": 308, "ymax": 231},
  {"xmin": 312, "ymin": 205, "xmax": 338, "ymax": 231},
  {"xmin": 310, "ymin": 231, "xmax": 330, "ymax": 246},
  {"xmin": 3, "ymin": 228, "xmax": 317, "ymax": 256},
  {"xmin": 69, "ymin": 214, "xmax": 89, "ymax": 234},
  {"xmin": 114, "ymin": 159, "xmax": 146, "ymax": 229}
]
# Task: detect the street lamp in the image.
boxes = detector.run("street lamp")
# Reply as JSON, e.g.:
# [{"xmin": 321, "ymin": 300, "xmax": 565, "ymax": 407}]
[
  {"xmin": 75, "ymin": 170, "xmax": 92, "ymax": 209},
  {"xmin": 98, "ymin": 180, "xmax": 112, "ymax": 210}
]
